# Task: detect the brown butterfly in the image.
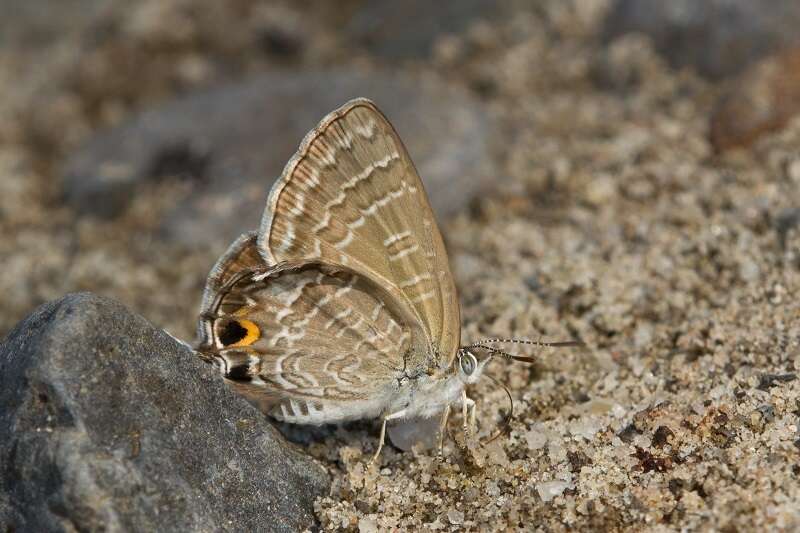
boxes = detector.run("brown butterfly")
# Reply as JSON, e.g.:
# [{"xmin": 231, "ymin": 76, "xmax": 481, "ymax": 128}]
[{"xmin": 195, "ymin": 98, "xmax": 579, "ymax": 462}]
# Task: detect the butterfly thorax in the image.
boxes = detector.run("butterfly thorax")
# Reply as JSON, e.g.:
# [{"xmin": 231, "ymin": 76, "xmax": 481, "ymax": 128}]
[
  {"xmin": 386, "ymin": 349, "xmax": 487, "ymax": 420},
  {"xmin": 387, "ymin": 367, "xmax": 465, "ymax": 420}
]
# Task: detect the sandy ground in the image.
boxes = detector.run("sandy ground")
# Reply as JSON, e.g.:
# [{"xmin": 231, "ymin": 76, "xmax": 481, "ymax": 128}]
[{"xmin": 2, "ymin": 1, "xmax": 799, "ymax": 531}]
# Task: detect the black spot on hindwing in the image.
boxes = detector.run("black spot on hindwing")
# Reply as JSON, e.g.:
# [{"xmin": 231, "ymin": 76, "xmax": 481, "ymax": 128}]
[
  {"xmin": 226, "ymin": 363, "xmax": 253, "ymax": 382},
  {"xmin": 219, "ymin": 320, "xmax": 248, "ymax": 346}
]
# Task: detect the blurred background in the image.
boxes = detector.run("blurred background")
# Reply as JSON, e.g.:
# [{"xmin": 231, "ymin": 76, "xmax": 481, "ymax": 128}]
[
  {"xmin": 1, "ymin": 0, "xmax": 799, "ymax": 343},
  {"xmin": 3, "ymin": 2, "xmax": 800, "ymax": 529}
]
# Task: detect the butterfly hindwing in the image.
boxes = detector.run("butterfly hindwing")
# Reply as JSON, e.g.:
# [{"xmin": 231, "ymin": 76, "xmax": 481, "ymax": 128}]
[
  {"xmin": 258, "ymin": 98, "xmax": 460, "ymax": 370},
  {"xmin": 197, "ymin": 259, "xmax": 427, "ymax": 424},
  {"xmin": 196, "ymin": 231, "xmax": 267, "ymax": 340}
]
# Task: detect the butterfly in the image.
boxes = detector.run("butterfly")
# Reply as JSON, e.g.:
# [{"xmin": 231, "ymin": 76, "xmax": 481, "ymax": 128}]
[{"xmin": 194, "ymin": 98, "xmax": 579, "ymax": 462}]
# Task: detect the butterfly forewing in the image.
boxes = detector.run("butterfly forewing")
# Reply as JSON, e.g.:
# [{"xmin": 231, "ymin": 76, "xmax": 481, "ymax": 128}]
[
  {"xmin": 259, "ymin": 99, "xmax": 460, "ymax": 369},
  {"xmin": 197, "ymin": 258, "xmax": 426, "ymax": 424}
]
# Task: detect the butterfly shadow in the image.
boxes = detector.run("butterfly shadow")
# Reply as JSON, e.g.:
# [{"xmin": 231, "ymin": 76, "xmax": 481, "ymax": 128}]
[{"xmin": 271, "ymin": 418, "xmax": 385, "ymax": 450}]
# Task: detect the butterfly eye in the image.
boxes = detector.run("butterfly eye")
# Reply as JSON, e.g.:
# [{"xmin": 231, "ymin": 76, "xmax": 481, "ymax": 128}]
[{"xmin": 460, "ymin": 353, "xmax": 477, "ymax": 375}]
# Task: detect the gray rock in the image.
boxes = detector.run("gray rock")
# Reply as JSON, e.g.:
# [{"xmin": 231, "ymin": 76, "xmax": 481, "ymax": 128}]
[
  {"xmin": 346, "ymin": 0, "xmax": 501, "ymax": 59},
  {"xmin": 0, "ymin": 293, "xmax": 328, "ymax": 532},
  {"xmin": 63, "ymin": 69, "xmax": 497, "ymax": 249},
  {"xmin": 603, "ymin": 0, "xmax": 800, "ymax": 79},
  {"xmin": 776, "ymin": 207, "xmax": 800, "ymax": 249},
  {"xmin": 0, "ymin": 0, "xmax": 111, "ymax": 49}
]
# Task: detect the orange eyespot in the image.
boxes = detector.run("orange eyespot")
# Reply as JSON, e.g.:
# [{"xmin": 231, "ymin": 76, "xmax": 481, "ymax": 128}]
[{"xmin": 218, "ymin": 318, "xmax": 261, "ymax": 347}]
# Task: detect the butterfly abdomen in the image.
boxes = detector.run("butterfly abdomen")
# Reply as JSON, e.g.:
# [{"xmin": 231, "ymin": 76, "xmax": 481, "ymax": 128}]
[
  {"xmin": 206, "ymin": 343, "xmax": 392, "ymax": 425},
  {"xmin": 271, "ymin": 397, "xmax": 388, "ymax": 425}
]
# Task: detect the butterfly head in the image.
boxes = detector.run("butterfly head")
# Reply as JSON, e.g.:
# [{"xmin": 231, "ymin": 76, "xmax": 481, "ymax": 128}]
[
  {"xmin": 454, "ymin": 338, "xmax": 584, "ymax": 444},
  {"xmin": 455, "ymin": 348, "xmax": 491, "ymax": 385},
  {"xmin": 455, "ymin": 338, "xmax": 584, "ymax": 384}
]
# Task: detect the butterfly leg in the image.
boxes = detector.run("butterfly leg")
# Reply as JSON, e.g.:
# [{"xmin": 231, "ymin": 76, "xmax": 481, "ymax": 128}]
[
  {"xmin": 369, "ymin": 418, "xmax": 388, "ymax": 465},
  {"xmin": 369, "ymin": 408, "xmax": 407, "ymax": 465},
  {"xmin": 461, "ymin": 390, "xmax": 476, "ymax": 440},
  {"xmin": 436, "ymin": 404, "xmax": 451, "ymax": 460},
  {"xmin": 469, "ymin": 397, "xmax": 477, "ymax": 432}
]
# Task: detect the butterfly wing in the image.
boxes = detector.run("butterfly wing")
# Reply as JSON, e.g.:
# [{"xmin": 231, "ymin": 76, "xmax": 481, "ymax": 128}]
[
  {"xmin": 197, "ymin": 231, "xmax": 265, "ymax": 339},
  {"xmin": 196, "ymin": 255, "xmax": 427, "ymax": 424},
  {"xmin": 258, "ymin": 98, "xmax": 460, "ymax": 370}
]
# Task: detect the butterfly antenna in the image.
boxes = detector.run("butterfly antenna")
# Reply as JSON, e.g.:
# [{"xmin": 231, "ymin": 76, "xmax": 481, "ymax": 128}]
[
  {"xmin": 472, "ymin": 344, "xmax": 537, "ymax": 364},
  {"xmin": 481, "ymin": 373, "xmax": 514, "ymax": 445},
  {"xmin": 467, "ymin": 338, "xmax": 583, "ymax": 443},
  {"xmin": 469, "ymin": 338, "xmax": 583, "ymax": 349}
]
